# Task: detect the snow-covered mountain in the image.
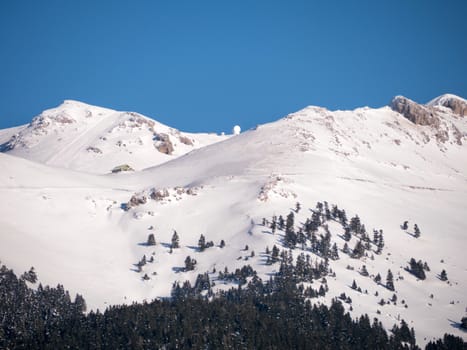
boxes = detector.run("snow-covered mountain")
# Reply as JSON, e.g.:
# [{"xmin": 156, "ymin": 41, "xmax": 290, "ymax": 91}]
[
  {"xmin": 0, "ymin": 100, "xmax": 228, "ymax": 174},
  {"xmin": 1, "ymin": 94, "xmax": 466, "ymax": 346}
]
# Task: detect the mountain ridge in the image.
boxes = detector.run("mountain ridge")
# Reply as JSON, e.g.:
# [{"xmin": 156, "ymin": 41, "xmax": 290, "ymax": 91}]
[
  {"xmin": 0, "ymin": 94, "xmax": 466, "ymax": 345},
  {"xmin": 0, "ymin": 100, "xmax": 229, "ymax": 174}
]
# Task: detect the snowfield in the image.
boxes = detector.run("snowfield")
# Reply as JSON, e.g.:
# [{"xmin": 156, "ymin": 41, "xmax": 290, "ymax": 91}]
[
  {"xmin": 1, "ymin": 95, "xmax": 466, "ymax": 346},
  {"xmin": 0, "ymin": 100, "xmax": 228, "ymax": 174}
]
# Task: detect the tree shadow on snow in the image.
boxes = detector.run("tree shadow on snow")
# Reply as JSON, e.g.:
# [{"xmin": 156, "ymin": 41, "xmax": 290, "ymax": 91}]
[{"xmin": 447, "ymin": 319, "xmax": 466, "ymax": 332}]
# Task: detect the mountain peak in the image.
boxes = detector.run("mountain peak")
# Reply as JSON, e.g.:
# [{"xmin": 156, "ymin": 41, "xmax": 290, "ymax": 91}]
[
  {"xmin": 426, "ymin": 94, "xmax": 467, "ymax": 116},
  {"xmin": 389, "ymin": 95, "xmax": 439, "ymax": 126}
]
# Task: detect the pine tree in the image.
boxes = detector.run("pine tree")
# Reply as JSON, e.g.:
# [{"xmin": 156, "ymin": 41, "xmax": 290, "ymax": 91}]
[
  {"xmin": 184, "ymin": 256, "xmax": 196, "ymax": 271},
  {"xmin": 350, "ymin": 215, "xmax": 361, "ymax": 234},
  {"xmin": 21, "ymin": 267, "xmax": 38, "ymax": 283},
  {"xmin": 343, "ymin": 227, "xmax": 351, "ymax": 242},
  {"xmin": 220, "ymin": 239, "xmax": 225, "ymax": 248},
  {"xmin": 330, "ymin": 243, "xmax": 339, "ymax": 260},
  {"xmin": 461, "ymin": 316, "xmax": 467, "ymax": 330},
  {"xmin": 171, "ymin": 230, "xmax": 180, "ymax": 249},
  {"xmin": 285, "ymin": 211, "xmax": 294, "ymax": 230},
  {"xmin": 360, "ymin": 265, "xmax": 369, "ymax": 277},
  {"xmin": 408, "ymin": 258, "xmax": 426, "ymax": 280},
  {"xmin": 351, "ymin": 279, "xmax": 358, "ymax": 290},
  {"xmin": 373, "ymin": 229, "xmax": 379, "ymax": 245},
  {"xmin": 376, "ymin": 231, "xmax": 384, "ymax": 254},
  {"xmin": 343, "ymin": 242, "xmax": 349, "ymax": 254},
  {"xmin": 340, "ymin": 209, "xmax": 348, "ymax": 226},
  {"xmin": 402, "ymin": 221, "xmax": 408, "ymax": 230},
  {"xmin": 271, "ymin": 245, "xmax": 280, "ymax": 263},
  {"xmin": 198, "ymin": 234, "xmax": 206, "ymax": 251},
  {"xmin": 316, "ymin": 201, "xmax": 323, "ymax": 213},
  {"xmin": 74, "ymin": 293, "xmax": 87, "ymax": 312},
  {"xmin": 414, "ymin": 224, "xmax": 421, "ymax": 238},
  {"xmin": 284, "ymin": 212, "xmax": 297, "ymax": 248},
  {"xmin": 352, "ymin": 240, "xmax": 365, "ymax": 259},
  {"xmin": 374, "ymin": 273, "xmax": 382, "ymax": 284},
  {"xmin": 295, "ymin": 202, "xmax": 301, "ymax": 213},
  {"xmin": 147, "ymin": 233, "xmax": 156, "ymax": 246},
  {"xmin": 440, "ymin": 269, "xmax": 448, "ymax": 281},
  {"xmin": 386, "ymin": 269, "xmax": 395, "ymax": 291},
  {"xmin": 278, "ymin": 215, "xmax": 285, "ymax": 230}
]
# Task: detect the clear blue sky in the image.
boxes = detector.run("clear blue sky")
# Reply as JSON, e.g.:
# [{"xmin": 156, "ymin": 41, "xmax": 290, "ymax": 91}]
[{"xmin": 1, "ymin": 0, "xmax": 466, "ymax": 133}]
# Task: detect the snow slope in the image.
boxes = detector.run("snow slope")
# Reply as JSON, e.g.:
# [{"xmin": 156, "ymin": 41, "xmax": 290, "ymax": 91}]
[
  {"xmin": 0, "ymin": 95, "xmax": 466, "ymax": 345},
  {"xmin": 0, "ymin": 100, "xmax": 228, "ymax": 174}
]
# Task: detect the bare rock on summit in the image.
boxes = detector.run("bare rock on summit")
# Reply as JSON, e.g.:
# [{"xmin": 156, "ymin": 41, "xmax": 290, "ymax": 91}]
[
  {"xmin": 435, "ymin": 96, "xmax": 467, "ymax": 116},
  {"xmin": 390, "ymin": 96, "xmax": 439, "ymax": 126}
]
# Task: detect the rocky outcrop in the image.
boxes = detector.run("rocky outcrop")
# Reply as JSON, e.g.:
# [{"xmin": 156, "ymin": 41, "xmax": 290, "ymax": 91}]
[
  {"xmin": 179, "ymin": 135, "xmax": 194, "ymax": 146},
  {"xmin": 433, "ymin": 96, "xmax": 467, "ymax": 116},
  {"xmin": 390, "ymin": 96, "xmax": 439, "ymax": 126},
  {"xmin": 111, "ymin": 164, "xmax": 134, "ymax": 173},
  {"xmin": 86, "ymin": 146, "xmax": 102, "ymax": 154},
  {"xmin": 150, "ymin": 188, "xmax": 170, "ymax": 201},
  {"xmin": 154, "ymin": 133, "xmax": 174, "ymax": 155}
]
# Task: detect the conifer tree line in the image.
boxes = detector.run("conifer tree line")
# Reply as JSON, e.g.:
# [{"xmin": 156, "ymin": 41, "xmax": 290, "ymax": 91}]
[{"xmin": 1, "ymin": 262, "xmax": 465, "ymax": 349}]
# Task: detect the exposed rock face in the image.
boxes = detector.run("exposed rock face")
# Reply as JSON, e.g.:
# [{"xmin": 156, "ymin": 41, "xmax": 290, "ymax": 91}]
[
  {"xmin": 390, "ymin": 96, "xmax": 439, "ymax": 126},
  {"xmin": 150, "ymin": 188, "xmax": 170, "ymax": 201},
  {"xmin": 154, "ymin": 133, "xmax": 174, "ymax": 155},
  {"xmin": 129, "ymin": 194, "xmax": 147, "ymax": 207},
  {"xmin": 436, "ymin": 97, "xmax": 467, "ymax": 116},
  {"xmin": 179, "ymin": 135, "xmax": 194, "ymax": 146}
]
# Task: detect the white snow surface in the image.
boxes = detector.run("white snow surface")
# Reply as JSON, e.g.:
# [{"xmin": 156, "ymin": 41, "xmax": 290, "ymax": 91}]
[
  {"xmin": 0, "ymin": 95, "xmax": 466, "ymax": 345},
  {"xmin": 1, "ymin": 100, "xmax": 228, "ymax": 174},
  {"xmin": 426, "ymin": 93, "xmax": 467, "ymax": 107}
]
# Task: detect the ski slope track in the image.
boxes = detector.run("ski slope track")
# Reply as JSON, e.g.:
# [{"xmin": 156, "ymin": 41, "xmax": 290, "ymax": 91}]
[{"xmin": 1, "ymin": 94, "xmax": 466, "ymax": 346}]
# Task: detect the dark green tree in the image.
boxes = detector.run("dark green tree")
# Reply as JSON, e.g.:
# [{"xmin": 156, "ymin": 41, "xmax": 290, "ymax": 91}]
[
  {"xmin": 295, "ymin": 202, "xmax": 301, "ymax": 213},
  {"xmin": 21, "ymin": 267, "xmax": 38, "ymax": 283},
  {"xmin": 330, "ymin": 243, "xmax": 339, "ymax": 260},
  {"xmin": 343, "ymin": 242, "xmax": 350, "ymax": 254},
  {"xmin": 184, "ymin": 256, "xmax": 196, "ymax": 271},
  {"xmin": 408, "ymin": 258, "xmax": 426, "ymax": 280},
  {"xmin": 171, "ymin": 230, "xmax": 180, "ymax": 249},
  {"xmin": 386, "ymin": 269, "xmax": 395, "ymax": 291},
  {"xmin": 198, "ymin": 234, "xmax": 206, "ymax": 251},
  {"xmin": 402, "ymin": 221, "xmax": 408, "ymax": 230},
  {"xmin": 461, "ymin": 317, "xmax": 467, "ymax": 330},
  {"xmin": 343, "ymin": 227, "xmax": 352, "ymax": 242},
  {"xmin": 147, "ymin": 233, "xmax": 156, "ymax": 246},
  {"xmin": 414, "ymin": 224, "xmax": 421, "ymax": 238},
  {"xmin": 352, "ymin": 240, "xmax": 365, "ymax": 259}
]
